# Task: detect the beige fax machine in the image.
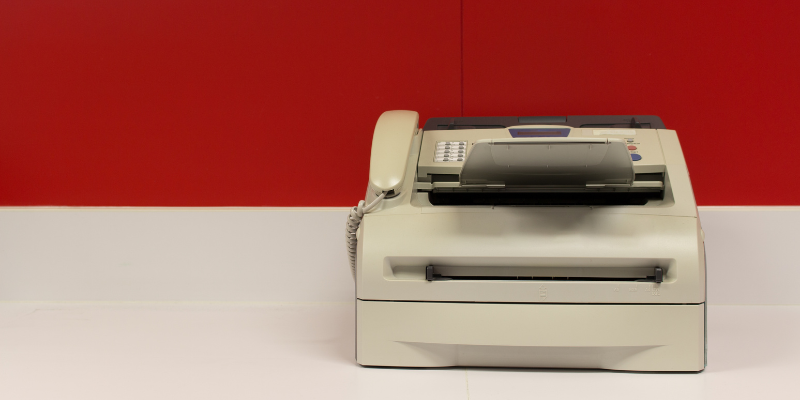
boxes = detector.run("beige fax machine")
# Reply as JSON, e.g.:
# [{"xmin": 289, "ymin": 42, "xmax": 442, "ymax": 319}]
[{"xmin": 346, "ymin": 111, "xmax": 706, "ymax": 372}]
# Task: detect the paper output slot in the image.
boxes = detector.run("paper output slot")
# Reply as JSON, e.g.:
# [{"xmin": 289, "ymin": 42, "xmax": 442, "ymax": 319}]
[
  {"xmin": 428, "ymin": 191, "xmax": 663, "ymax": 206},
  {"xmin": 425, "ymin": 265, "xmax": 665, "ymax": 283}
]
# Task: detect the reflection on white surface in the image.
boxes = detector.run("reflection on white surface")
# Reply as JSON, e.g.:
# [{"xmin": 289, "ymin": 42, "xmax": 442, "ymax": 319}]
[{"xmin": 0, "ymin": 303, "xmax": 797, "ymax": 400}]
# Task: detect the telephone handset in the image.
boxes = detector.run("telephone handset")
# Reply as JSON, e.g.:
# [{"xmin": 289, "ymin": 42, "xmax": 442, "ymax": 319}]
[
  {"xmin": 368, "ymin": 110, "xmax": 419, "ymax": 197},
  {"xmin": 347, "ymin": 110, "xmax": 419, "ymax": 279}
]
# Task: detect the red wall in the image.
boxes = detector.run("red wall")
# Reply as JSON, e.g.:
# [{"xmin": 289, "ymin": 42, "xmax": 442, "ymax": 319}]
[{"xmin": 1, "ymin": 0, "xmax": 798, "ymax": 206}]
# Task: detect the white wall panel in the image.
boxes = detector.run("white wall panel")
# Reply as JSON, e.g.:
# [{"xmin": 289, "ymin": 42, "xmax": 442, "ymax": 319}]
[
  {"xmin": 0, "ymin": 207, "xmax": 797, "ymax": 304},
  {"xmin": 0, "ymin": 208, "xmax": 353, "ymax": 302},
  {"xmin": 700, "ymin": 207, "xmax": 800, "ymax": 304}
]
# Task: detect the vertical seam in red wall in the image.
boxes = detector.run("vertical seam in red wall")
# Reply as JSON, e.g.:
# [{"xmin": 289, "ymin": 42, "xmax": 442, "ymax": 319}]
[{"xmin": 460, "ymin": 0, "xmax": 464, "ymax": 117}]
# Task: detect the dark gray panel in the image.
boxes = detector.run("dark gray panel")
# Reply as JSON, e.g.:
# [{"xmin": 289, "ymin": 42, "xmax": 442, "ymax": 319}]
[
  {"xmin": 422, "ymin": 115, "xmax": 666, "ymax": 130},
  {"xmin": 518, "ymin": 116, "xmax": 567, "ymax": 124}
]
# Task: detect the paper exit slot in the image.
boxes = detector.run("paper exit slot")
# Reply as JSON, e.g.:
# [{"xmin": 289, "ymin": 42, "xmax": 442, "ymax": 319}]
[{"xmin": 425, "ymin": 265, "xmax": 664, "ymax": 283}]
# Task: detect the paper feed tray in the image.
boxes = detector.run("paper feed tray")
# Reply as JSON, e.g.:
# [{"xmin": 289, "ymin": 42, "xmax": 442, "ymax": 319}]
[
  {"xmin": 426, "ymin": 138, "xmax": 664, "ymax": 206},
  {"xmin": 460, "ymin": 138, "xmax": 634, "ymax": 187}
]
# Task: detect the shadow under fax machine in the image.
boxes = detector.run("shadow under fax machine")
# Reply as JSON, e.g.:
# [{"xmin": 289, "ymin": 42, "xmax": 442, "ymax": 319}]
[{"xmin": 353, "ymin": 111, "xmax": 706, "ymax": 372}]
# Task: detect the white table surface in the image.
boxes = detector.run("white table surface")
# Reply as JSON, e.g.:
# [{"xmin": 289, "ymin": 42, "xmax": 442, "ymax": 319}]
[{"xmin": 1, "ymin": 303, "xmax": 797, "ymax": 400}]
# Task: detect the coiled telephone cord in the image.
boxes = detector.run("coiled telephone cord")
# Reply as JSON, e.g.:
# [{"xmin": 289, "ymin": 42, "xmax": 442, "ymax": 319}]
[{"xmin": 346, "ymin": 192, "xmax": 387, "ymax": 279}]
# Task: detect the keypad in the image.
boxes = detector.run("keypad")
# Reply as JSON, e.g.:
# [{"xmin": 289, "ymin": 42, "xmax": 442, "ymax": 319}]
[{"xmin": 435, "ymin": 141, "xmax": 467, "ymax": 162}]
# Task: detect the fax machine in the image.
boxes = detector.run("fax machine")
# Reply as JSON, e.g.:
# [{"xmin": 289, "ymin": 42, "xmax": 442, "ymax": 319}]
[{"xmin": 346, "ymin": 111, "xmax": 706, "ymax": 372}]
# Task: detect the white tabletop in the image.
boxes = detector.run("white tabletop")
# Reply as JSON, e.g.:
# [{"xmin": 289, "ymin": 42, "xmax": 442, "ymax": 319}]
[{"xmin": 0, "ymin": 303, "xmax": 797, "ymax": 400}]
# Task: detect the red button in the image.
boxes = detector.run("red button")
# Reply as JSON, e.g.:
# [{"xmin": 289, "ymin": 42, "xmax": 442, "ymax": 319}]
[{"xmin": 627, "ymin": 145, "xmax": 637, "ymax": 150}]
